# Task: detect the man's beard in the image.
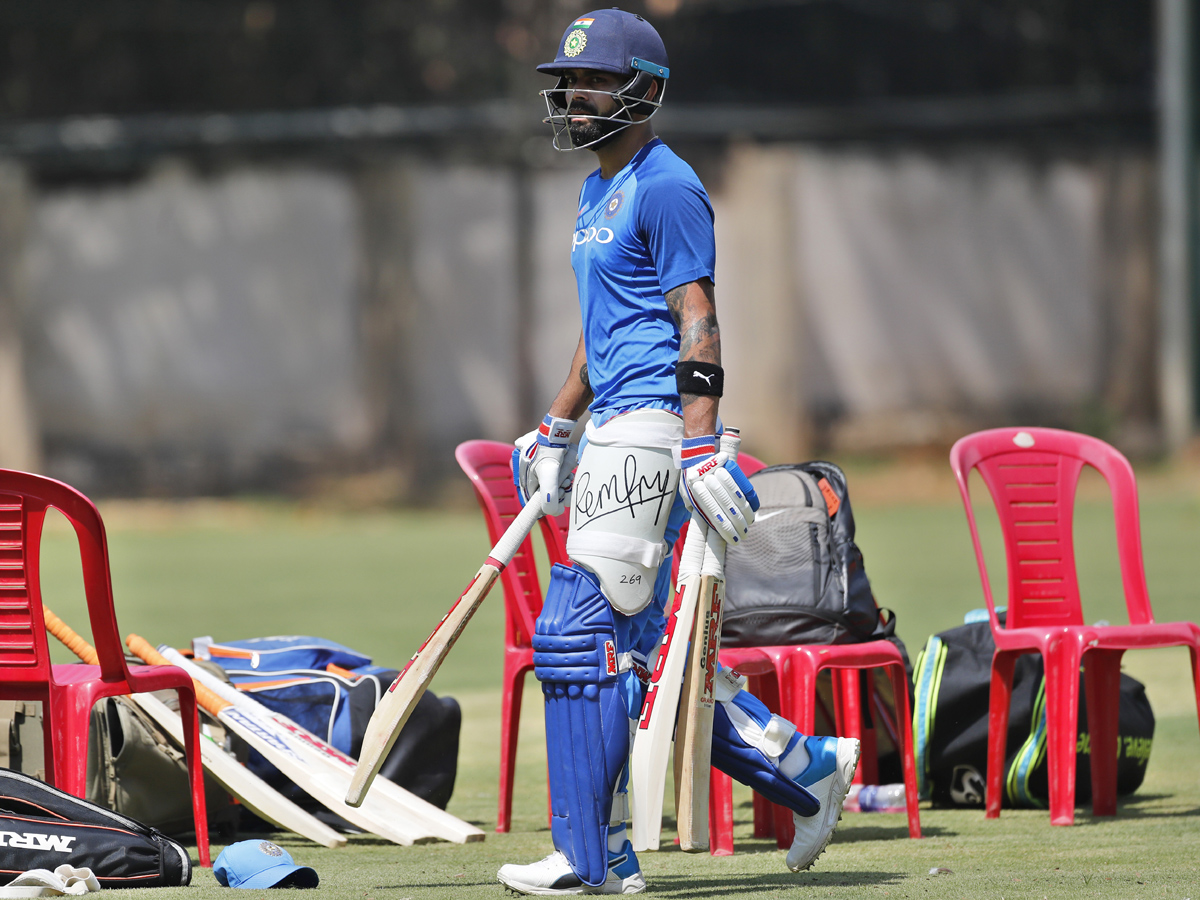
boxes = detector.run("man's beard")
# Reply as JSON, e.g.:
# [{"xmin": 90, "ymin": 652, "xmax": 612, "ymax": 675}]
[{"xmin": 567, "ymin": 107, "xmax": 622, "ymax": 149}]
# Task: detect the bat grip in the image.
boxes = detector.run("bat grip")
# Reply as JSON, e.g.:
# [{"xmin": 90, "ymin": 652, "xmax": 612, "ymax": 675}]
[
  {"xmin": 699, "ymin": 428, "xmax": 743, "ymax": 577},
  {"xmin": 677, "ymin": 512, "xmax": 708, "ymax": 583},
  {"xmin": 43, "ymin": 606, "xmax": 100, "ymax": 666},
  {"xmin": 492, "ymin": 500, "xmax": 542, "ymax": 568},
  {"xmin": 126, "ymin": 634, "xmax": 229, "ymax": 715}
]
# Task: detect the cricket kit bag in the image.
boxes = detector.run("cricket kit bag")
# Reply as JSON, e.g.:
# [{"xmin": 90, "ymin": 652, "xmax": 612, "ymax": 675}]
[
  {"xmin": 913, "ymin": 618, "xmax": 1155, "ymax": 807},
  {"xmin": 2, "ymin": 698, "xmax": 236, "ymax": 842},
  {"xmin": 722, "ymin": 461, "xmax": 910, "ymax": 782},
  {"xmin": 193, "ymin": 636, "xmax": 461, "ymax": 814},
  {"xmin": 86, "ymin": 696, "xmax": 239, "ymax": 841},
  {"xmin": 0, "ymin": 768, "xmax": 191, "ymax": 888}
]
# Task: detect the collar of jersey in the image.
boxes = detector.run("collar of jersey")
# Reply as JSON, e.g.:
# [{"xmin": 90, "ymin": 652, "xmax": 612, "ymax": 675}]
[{"xmin": 579, "ymin": 139, "xmax": 662, "ymax": 232}]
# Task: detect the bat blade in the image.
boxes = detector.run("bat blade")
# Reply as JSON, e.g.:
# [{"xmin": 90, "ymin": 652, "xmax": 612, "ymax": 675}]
[
  {"xmin": 42, "ymin": 607, "xmax": 344, "ymax": 848},
  {"xmin": 674, "ymin": 569, "xmax": 724, "ymax": 852},
  {"xmin": 346, "ymin": 562, "xmax": 500, "ymax": 807},
  {"xmin": 161, "ymin": 642, "xmax": 486, "ymax": 844},
  {"xmin": 128, "ymin": 636, "xmax": 428, "ymax": 847},
  {"xmin": 629, "ymin": 516, "xmax": 705, "ymax": 852},
  {"xmin": 346, "ymin": 498, "xmax": 542, "ymax": 808},
  {"xmin": 675, "ymin": 429, "xmax": 740, "ymax": 852},
  {"xmin": 134, "ymin": 692, "xmax": 346, "ymax": 848}
]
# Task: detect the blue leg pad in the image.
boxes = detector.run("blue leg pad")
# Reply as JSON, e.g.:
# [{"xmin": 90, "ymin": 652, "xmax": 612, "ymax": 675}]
[
  {"xmin": 712, "ymin": 703, "xmax": 820, "ymax": 817},
  {"xmin": 534, "ymin": 563, "xmax": 628, "ymax": 888}
]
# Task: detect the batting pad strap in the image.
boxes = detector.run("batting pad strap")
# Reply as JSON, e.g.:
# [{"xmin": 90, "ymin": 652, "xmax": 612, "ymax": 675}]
[
  {"xmin": 583, "ymin": 408, "xmax": 683, "ymax": 450},
  {"xmin": 533, "ymin": 632, "xmax": 619, "ymax": 683},
  {"xmin": 712, "ymin": 704, "xmax": 819, "ymax": 817},
  {"xmin": 712, "ymin": 666, "xmax": 747, "ymax": 703},
  {"xmin": 567, "ymin": 531, "xmax": 668, "ymax": 569},
  {"xmin": 676, "ymin": 361, "xmax": 724, "ymax": 397}
]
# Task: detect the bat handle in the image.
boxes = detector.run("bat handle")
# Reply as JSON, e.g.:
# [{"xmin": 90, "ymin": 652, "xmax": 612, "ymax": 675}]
[
  {"xmin": 720, "ymin": 427, "xmax": 742, "ymax": 460},
  {"xmin": 126, "ymin": 634, "xmax": 230, "ymax": 716},
  {"xmin": 492, "ymin": 500, "xmax": 543, "ymax": 569},
  {"xmin": 43, "ymin": 606, "xmax": 100, "ymax": 666},
  {"xmin": 700, "ymin": 428, "xmax": 744, "ymax": 576}
]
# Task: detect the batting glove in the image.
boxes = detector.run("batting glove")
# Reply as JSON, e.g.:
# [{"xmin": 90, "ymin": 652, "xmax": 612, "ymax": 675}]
[
  {"xmin": 678, "ymin": 434, "xmax": 760, "ymax": 545},
  {"xmin": 512, "ymin": 414, "xmax": 578, "ymax": 517}
]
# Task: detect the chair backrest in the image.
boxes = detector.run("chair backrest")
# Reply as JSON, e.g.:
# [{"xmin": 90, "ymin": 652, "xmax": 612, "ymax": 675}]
[
  {"xmin": 949, "ymin": 427, "xmax": 1153, "ymax": 631},
  {"xmin": 0, "ymin": 469, "xmax": 131, "ymax": 684},
  {"xmin": 455, "ymin": 441, "xmax": 569, "ymax": 652}
]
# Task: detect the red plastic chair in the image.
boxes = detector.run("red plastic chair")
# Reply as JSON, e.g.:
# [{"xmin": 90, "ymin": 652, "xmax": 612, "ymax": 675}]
[
  {"xmin": 455, "ymin": 440, "xmax": 570, "ymax": 833},
  {"xmin": 705, "ymin": 457, "xmax": 922, "ymax": 852},
  {"xmin": 0, "ymin": 470, "xmax": 210, "ymax": 866},
  {"xmin": 951, "ymin": 427, "xmax": 1200, "ymax": 825}
]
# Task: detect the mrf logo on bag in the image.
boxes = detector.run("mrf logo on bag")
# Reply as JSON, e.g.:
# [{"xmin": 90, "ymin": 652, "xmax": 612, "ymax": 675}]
[{"xmin": 0, "ymin": 831, "xmax": 77, "ymax": 852}]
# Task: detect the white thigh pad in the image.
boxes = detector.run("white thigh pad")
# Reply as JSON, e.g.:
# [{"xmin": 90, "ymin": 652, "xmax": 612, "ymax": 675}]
[{"xmin": 567, "ymin": 409, "xmax": 683, "ymax": 615}]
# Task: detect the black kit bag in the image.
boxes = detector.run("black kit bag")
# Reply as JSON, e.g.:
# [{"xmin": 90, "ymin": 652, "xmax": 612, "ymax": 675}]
[
  {"xmin": 913, "ymin": 619, "xmax": 1155, "ymax": 808},
  {"xmin": 0, "ymin": 768, "xmax": 191, "ymax": 888},
  {"xmin": 724, "ymin": 462, "xmax": 893, "ymax": 646}
]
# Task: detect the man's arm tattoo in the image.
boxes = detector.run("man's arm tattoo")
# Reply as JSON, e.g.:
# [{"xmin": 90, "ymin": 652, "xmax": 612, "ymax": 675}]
[
  {"xmin": 679, "ymin": 313, "xmax": 719, "ymax": 362},
  {"xmin": 665, "ymin": 285, "xmax": 686, "ymax": 329},
  {"xmin": 579, "ymin": 362, "xmax": 589, "ymax": 389}
]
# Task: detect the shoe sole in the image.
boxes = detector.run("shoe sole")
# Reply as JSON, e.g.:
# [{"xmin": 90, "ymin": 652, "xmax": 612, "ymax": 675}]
[
  {"xmin": 788, "ymin": 738, "xmax": 861, "ymax": 872},
  {"xmin": 498, "ymin": 873, "xmax": 645, "ymax": 896}
]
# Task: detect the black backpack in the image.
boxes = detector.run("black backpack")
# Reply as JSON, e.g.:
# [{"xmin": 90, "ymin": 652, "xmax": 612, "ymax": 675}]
[
  {"xmin": 723, "ymin": 462, "xmax": 891, "ymax": 646},
  {"xmin": 0, "ymin": 768, "xmax": 191, "ymax": 887},
  {"xmin": 913, "ymin": 619, "xmax": 1155, "ymax": 808}
]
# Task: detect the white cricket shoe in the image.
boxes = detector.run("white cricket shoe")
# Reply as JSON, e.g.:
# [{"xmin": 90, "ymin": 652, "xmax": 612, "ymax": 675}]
[
  {"xmin": 497, "ymin": 842, "xmax": 645, "ymax": 895},
  {"xmin": 786, "ymin": 736, "xmax": 860, "ymax": 872}
]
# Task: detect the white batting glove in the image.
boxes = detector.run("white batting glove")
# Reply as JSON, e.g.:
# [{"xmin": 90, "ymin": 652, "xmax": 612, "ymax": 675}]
[
  {"xmin": 678, "ymin": 434, "xmax": 760, "ymax": 545},
  {"xmin": 512, "ymin": 414, "xmax": 578, "ymax": 517}
]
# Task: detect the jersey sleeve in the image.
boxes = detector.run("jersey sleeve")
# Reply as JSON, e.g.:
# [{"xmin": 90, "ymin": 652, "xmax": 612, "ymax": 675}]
[{"xmin": 637, "ymin": 173, "xmax": 716, "ymax": 295}]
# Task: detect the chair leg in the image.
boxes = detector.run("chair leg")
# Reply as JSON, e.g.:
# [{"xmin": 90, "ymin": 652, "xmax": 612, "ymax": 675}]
[
  {"xmin": 708, "ymin": 767, "xmax": 734, "ymax": 856},
  {"xmin": 886, "ymin": 663, "xmax": 922, "ymax": 839},
  {"xmin": 175, "ymin": 688, "xmax": 211, "ymax": 867},
  {"xmin": 49, "ymin": 702, "xmax": 92, "ymax": 798},
  {"xmin": 1083, "ymin": 649, "xmax": 1123, "ymax": 818},
  {"xmin": 986, "ymin": 650, "xmax": 1017, "ymax": 819},
  {"xmin": 1044, "ymin": 636, "xmax": 1083, "ymax": 826},
  {"xmin": 1190, "ymin": 642, "xmax": 1200, "ymax": 742},
  {"xmin": 747, "ymin": 673, "xmax": 777, "ymax": 839},
  {"xmin": 772, "ymin": 651, "xmax": 817, "ymax": 851},
  {"xmin": 497, "ymin": 657, "xmax": 527, "ymax": 833}
]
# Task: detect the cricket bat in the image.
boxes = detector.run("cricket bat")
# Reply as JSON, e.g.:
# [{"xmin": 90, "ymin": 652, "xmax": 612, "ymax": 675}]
[
  {"xmin": 167, "ymin": 640, "xmax": 484, "ymax": 845},
  {"xmin": 126, "ymin": 635, "xmax": 433, "ymax": 847},
  {"xmin": 629, "ymin": 508, "xmax": 708, "ymax": 852},
  {"xmin": 42, "ymin": 608, "xmax": 346, "ymax": 849},
  {"xmin": 345, "ymin": 498, "xmax": 543, "ymax": 807},
  {"xmin": 673, "ymin": 428, "xmax": 739, "ymax": 852}
]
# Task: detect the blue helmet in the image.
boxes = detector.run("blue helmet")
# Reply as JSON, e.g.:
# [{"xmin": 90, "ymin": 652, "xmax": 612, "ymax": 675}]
[{"xmin": 537, "ymin": 9, "xmax": 670, "ymax": 151}]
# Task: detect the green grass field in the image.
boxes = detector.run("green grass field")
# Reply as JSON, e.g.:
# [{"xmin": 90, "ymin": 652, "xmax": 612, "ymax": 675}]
[{"xmin": 33, "ymin": 463, "xmax": 1200, "ymax": 898}]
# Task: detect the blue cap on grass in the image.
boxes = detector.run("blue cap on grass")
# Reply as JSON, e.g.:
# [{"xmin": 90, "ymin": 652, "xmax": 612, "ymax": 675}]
[{"xmin": 214, "ymin": 840, "xmax": 319, "ymax": 889}]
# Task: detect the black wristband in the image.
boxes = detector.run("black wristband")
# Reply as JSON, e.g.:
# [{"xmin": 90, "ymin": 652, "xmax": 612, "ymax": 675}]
[{"xmin": 676, "ymin": 361, "xmax": 724, "ymax": 397}]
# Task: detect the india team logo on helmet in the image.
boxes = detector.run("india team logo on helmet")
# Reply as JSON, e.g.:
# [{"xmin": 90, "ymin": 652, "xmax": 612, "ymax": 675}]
[{"xmin": 563, "ymin": 29, "xmax": 588, "ymax": 57}]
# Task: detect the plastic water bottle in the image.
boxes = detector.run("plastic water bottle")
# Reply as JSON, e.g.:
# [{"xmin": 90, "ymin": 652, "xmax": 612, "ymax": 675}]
[{"xmin": 847, "ymin": 783, "xmax": 906, "ymax": 813}]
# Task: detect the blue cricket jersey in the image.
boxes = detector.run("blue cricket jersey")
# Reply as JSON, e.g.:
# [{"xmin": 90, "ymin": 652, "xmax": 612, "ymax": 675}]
[{"xmin": 571, "ymin": 138, "xmax": 716, "ymax": 417}]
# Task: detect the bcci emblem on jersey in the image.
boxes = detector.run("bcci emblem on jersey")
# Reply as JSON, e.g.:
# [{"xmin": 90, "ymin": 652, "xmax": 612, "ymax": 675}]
[
  {"xmin": 605, "ymin": 191, "xmax": 624, "ymax": 219},
  {"xmin": 563, "ymin": 29, "xmax": 587, "ymax": 57}
]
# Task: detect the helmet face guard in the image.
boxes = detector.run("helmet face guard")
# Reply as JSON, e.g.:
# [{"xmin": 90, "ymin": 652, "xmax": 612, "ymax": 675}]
[{"xmin": 540, "ymin": 63, "xmax": 668, "ymax": 152}]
